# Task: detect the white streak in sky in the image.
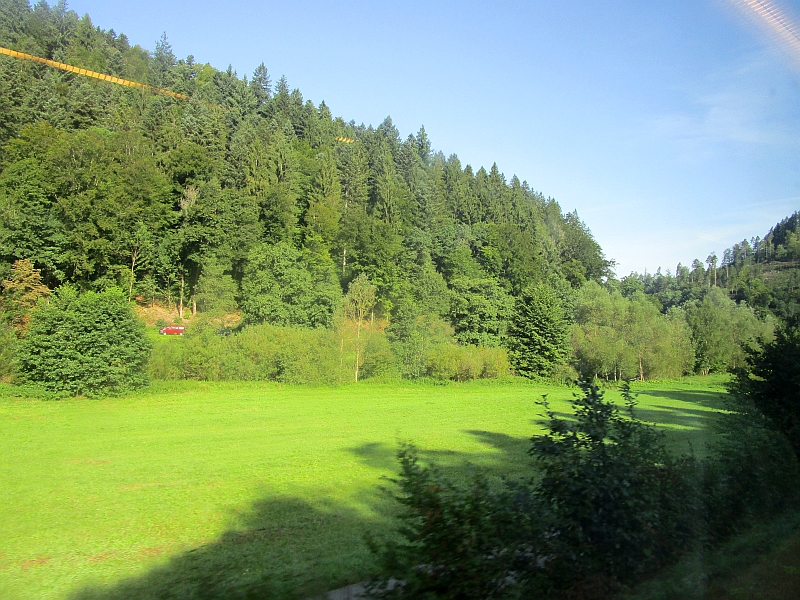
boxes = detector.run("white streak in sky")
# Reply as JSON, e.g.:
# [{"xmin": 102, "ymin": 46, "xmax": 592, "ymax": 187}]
[{"xmin": 730, "ymin": 0, "xmax": 800, "ymax": 69}]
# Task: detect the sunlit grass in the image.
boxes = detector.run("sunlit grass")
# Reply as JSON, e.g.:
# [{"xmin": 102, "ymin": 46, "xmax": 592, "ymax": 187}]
[{"xmin": 0, "ymin": 376, "xmax": 729, "ymax": 599}]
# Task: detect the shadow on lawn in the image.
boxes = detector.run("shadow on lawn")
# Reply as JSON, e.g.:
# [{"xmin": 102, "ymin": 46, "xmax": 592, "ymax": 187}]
[
  {"xmin": 348, "ymin": 430, "xmax": 534, "ymax": 488},
  {"xmin": 71, "ymin": 435, "xmax": 535, "ymax": 600},
  {"xmin": 69, "ymin": 496, "xmax": 381, "ymax": 600},
  {"xmin": 636, "ymin": 388, "xmax": 728, "ymax": 410},
  {"xmin": 69, "ymin": 388, "xmax": 724, "ymax": 600}
]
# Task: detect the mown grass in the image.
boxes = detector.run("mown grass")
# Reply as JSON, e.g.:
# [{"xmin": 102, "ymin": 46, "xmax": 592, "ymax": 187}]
[{"xmin": 0, "ymin": 376, "xmax": 729, "ymax": 599}]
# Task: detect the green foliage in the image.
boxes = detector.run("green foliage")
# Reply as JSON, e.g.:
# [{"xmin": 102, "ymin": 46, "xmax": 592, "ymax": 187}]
[
  {"xmin": 532, "ymin": 382, "xmax": 696, "ymax": 584},
  {"xmin": 16, "ymin": 286, "xmax": 150, "ymax": 395},
  {"xmin": 359, "ymin": 333, "xmax": 400, "ymax": 381},
  {"xmin": 507, "ymin": 282, "xmax": 570, "ymax": 378},
  {"xmin": 425, "ymin": 344, "xmax": 510, "ymax": 381},
  {"xmin": 559, "ymin": 211, "xmax": 612, "ymax": 286},
  {"xmin": 703, "ymin": 390, "xmax": 800, "ymax": 539},
  {"xmin": 240, "ymin": 241, "xmax": 341, "ymax": 328},
  {"xmin": 448, "ymin": 276, "xmax": 511, "ymax": 347},
  {"xmin": 0, "ymin": 322, "xmax": 15, "ymax": 380},
  {"xmin": 684, "ymin": 286, "xmax": 771, "ymax": 374},
  {"xmin": 572, "ymin": 282, "xmax": 695, "ymax": 380},
  {"xmin": 150, "ymin": 322, "xmax": 346, "ymax": 384},
  {"xmin": 193, "ymin": 256, "xmax": 237, "ymax": 317},
  {"xmin": 0, "ymin": 257, "xmax": 49, "ymax": 331},
  {"xmin": 373, "ymin": 382, "xmax": 697, "ymax": 598},
  {"xmin": 0, "ymin": 0, "xmax": 613, "ymax": 373},
  {"xmin": 342, "ymin": 272, "xmax": 378, "ymax": 382},
  {"xmin": 369, "ymin": 447, "xmax": 540, "ymax": 599},
  {"xmin": 386, "ymin": 312, "xmax": 454, "ymax": 379},
  {"xmin": 729, "ymin": 324, "xmax": 800, "ymax": 462}
]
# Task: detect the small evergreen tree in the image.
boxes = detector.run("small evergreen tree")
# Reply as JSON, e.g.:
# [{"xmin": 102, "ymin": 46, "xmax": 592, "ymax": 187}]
[
  {"xmin": 507, "ymin": 282, "xmax": 569, "ymax": 377},
  {"xmin": 16, "ymin": 286, "xmax": 151, "ymax": 395}
]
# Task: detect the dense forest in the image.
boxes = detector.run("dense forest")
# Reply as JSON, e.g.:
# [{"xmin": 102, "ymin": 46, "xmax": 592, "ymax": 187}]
[{"xmin": 0, "ymin": 0, "xmax": 792, "ymax": 387}]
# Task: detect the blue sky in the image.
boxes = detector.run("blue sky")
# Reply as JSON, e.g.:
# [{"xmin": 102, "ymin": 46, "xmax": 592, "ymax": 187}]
[{"xmin": 67, "ymin": 0, "xmax": 800, "ymax": 276}]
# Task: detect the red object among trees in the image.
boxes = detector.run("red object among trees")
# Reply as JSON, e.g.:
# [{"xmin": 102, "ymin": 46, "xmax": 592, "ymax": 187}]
[{"xmin": 159, "ymin": 326, "xmax": 185, "ymax": 335}]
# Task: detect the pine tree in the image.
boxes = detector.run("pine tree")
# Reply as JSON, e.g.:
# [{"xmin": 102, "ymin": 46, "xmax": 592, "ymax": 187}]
[{"xmin": 507, "ymin": 282, "xmax": 570, "ymax": 377}]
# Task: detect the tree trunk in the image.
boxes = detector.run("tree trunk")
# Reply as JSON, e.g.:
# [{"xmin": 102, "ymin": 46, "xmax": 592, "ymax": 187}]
[
  {"xmin": 354, "ymin": 319, "xmax": 361, "ymax": 382},
  {"xmin": 179, "ymin": 274, "xmax": 184, "ymax": 318},
  {"xmin": 128, "ymin": 249, "xmax": 138, "ymax": 302}
]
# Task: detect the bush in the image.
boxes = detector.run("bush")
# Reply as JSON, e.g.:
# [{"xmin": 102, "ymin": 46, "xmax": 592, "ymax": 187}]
[
  {"xmin": 703, "ymin": 392, "xmax": 800, "ymax": 539},
  {"xmin": 426, "ymin": 344, "xmax": 509, "ymax": 381},
  {"xmin": 371, "ymin": 382, "xmax": 695, "ymax": 598},
  {"xmin": 0, "ymin": 323, "xmax": 15, "ymax": 381},
  {"xmin": 532, "ymin": 382, "xmax": 697, "ymax": 585},
  {"xmin": 360, "ymin": 334, "xmax": 400, "ymax": 380},
  {"xmin": 387, "ymin": 314, "xmax": 454, "ymax": 379},
  {"xmin": 16, "ymin": 286, "xmax": 151, "ymax": 395},
  {"xmin": 728, "ymin": 325, "xmax": 800, "ymax": 460},
  {"xmin": 368, "ymin": 447, "xmax": 542, "ymax": 599},
  {"xmin": 149, "ymin": 323, "xmax": 349, "ymax": 384}
]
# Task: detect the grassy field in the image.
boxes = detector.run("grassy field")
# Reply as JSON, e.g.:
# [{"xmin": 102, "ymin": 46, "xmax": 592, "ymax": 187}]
[{"xmin": 0, "ymin": 376, "xmax": 729, "ymax": 599}]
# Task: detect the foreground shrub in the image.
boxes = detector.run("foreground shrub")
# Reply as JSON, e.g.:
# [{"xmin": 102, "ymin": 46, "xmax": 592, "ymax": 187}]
[
  {"xmin": 370, "ymin": 382, "xmax": 695, "ymax": 598},
  {"xmin": 703, "ymin": 383, "xmax": 800, "ymax": 539},
  {"xmin": 532, "ymin": 383, "xmax": 697, "ymax": 586},
  {"xmin": 16, "ymin": 286, "xmax": 150, "ymax": 395},
  {"xmin": 369, "ymin": 448, "xmax": 543, "ymax": 599},
  {"xmin": 729, "ymin": 325, "xmax": 800, "ymax": 460},
  {"xmin": 371, "ymin": 371, "xmax": 800, "ymax": 599}
]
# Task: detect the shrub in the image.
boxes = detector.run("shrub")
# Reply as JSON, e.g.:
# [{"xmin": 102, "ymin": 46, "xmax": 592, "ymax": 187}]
[
  {"xmin": 360, "ymin": 334, "xmax": 400, "ymax": 380},
  {"xmin": 149, "ymin": 323, "xmax": 349, "ymax": 384},
  {"xmin": 476, "ymin": 346, "xmax": 510, "ymax": 378},
  {"xmin": 703, "ymin": 392, "xmax": 800, "ymax": 539},
  {"xmin": 387, "ymin": 314, "xmax": 454, "ymax": 379},
  {"xmin": 16, "ymin": 286, "xmax": 151, "ymax": 395},
  {"xmin": 368, "ymin": 447, "xmax": 542, "ymax": 599},
  {"xmin": 426, "ymin": 344, "xmax": 509, "ymax": 381},
  {"xmin": 371, "ymin": 382, "xmax": 697, "ymax": 598},
  {"xmin": 728, "ymin": 325, "xmax": 800, "ymax": 460},
  {"xmin": 0, "ymin": 323, "xmax": 15, "ymax": 380},
  {"xmin": 426, "ymin": 344, "xmax": 482, "ymax": 381},
  {"xmin": 532, "ymin": 382, "xmax": 697, "ymax": 585}
]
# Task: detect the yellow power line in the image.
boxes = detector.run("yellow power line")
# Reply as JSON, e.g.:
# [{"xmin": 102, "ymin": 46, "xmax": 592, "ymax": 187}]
[
  {"xmin": 0, "ymin": 45, "xmax": 189, "ymax": 100},
  {"xmin": 1, "ymin": 45, "xmax": 363, "ymax": 144}
]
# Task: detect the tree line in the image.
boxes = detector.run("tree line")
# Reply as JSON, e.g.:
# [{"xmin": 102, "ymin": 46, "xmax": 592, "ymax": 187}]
[
  {"xmin": 0, "ymin": 1, "xmax": 782, "ymax": 391},
  {"xmin": 0, "ymin": 0, "xmax": 614, "ymax": 389}
]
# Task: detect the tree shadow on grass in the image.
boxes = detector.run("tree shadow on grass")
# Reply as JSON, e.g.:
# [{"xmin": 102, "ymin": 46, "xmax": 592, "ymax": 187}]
[
  {"xmin": 634, "ymin": 405, "xmax": 718, "ymax": 456},
  {"xmin": 72, "ymin": 433, "xmax": 538, "ymax": 600},
  {"xmin": 348, "ymin": 429, "xmax": 534, "ymax": 489},
  {"xmin": 636, "ymin": 389, "xmax": 728, "ymax": 411},
  {"xmin": 69, "ymin": 496, "xmax": 382, "ymax": 600}
]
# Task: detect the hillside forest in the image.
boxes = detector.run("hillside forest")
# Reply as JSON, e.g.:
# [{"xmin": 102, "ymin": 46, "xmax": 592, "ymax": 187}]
[{"xmin": 0, "ymin": 1, "xmax": 793, "ymax": 388}]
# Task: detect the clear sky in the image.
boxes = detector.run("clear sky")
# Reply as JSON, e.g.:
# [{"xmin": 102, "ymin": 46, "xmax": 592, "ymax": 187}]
[{"xmin": 66, "ymin": 0, "xmax": 800, "ymax": 277}]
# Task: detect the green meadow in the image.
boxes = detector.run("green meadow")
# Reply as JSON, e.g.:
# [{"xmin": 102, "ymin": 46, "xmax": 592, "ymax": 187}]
[{"xmin": 0, "ymin": 376, "xmax": 728, "ymax": 600}]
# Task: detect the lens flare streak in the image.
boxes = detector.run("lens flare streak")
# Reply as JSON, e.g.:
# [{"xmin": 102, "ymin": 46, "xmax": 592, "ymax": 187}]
[{"xmin": 731, "ymin": 0, "xmax": 800, "ymax": 66}]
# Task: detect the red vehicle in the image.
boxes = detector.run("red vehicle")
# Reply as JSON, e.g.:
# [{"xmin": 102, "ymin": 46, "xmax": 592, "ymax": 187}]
[{"xmin": 159, "ymin": 326, "xmax": 185, "ymax": 335}]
